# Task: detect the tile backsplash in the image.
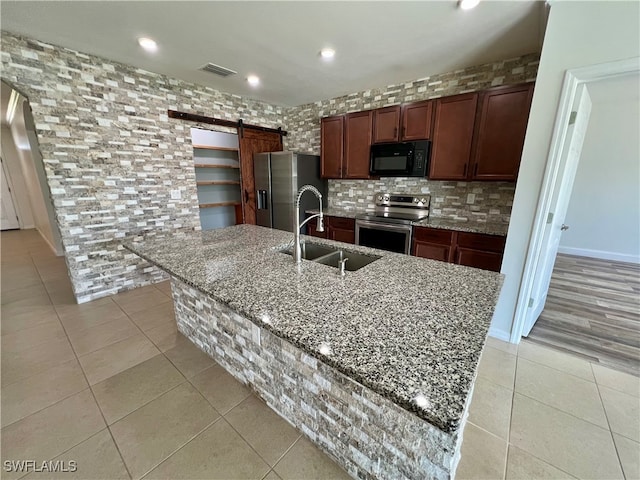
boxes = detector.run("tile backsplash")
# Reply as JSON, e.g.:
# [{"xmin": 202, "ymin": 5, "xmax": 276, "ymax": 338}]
[{"xmin": 329, "ymin": 179, "xmax": 515, "ymax": 223}]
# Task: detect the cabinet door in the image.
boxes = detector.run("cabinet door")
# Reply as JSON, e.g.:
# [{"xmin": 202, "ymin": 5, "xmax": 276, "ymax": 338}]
[
  {"xmin": 455, "ymin": 248, "xmax": 503, "ymax": 272},
  {"xmin": 327, "ymin": 217, "xmax": 355, "ymax": 244},
  {"xmin": 372, "ymin": 106, "xmax": 401, "ymax": 143},
  {"xmin": 471, "ymin": 83, "xmax": 534, "ymax": 181},
  {"xmin": 456, "ymin": 232, "xmax": 506, "ymax": 253},
  {"xmin": 321, "ymin": 115, "xmax": 344, "ymax": 179},
  {"xmin": 344, "ymin": 111, "xmax": 372, "ymax": 179},
  {"xmin": 401, "ymin": 100, "xmax": 433, "ymax": 141},
  {"xmin": 413, "ymin": 240, "xmax": 451, "ymax": 262},
  {"xmin": 429, "ymin": 93, "xmax": 478, "ymax": 180},
  {"xmin": 306, "ymin": 215, "xmax": 327, "ymax": 238}
]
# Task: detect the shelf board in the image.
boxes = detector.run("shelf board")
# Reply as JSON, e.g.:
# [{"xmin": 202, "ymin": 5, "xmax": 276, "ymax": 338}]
[
  {"xmin": 194, "ymin": 163, "xmax": 240, "ymax": 169},
  {"xmin": 196, "ymin": 181, "xmax": 241, "ymax": 186},
  {"xmin": 192, "ymin": 144, "xmax": 239, "ymax": 152},
  {"xmin": 199, "ymin": 202, "xmax": 241, "ymax": 209}
]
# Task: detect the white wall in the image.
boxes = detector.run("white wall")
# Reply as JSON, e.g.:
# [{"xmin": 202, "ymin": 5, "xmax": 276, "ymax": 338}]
[
  {"xmin": 8, "ymin": 97, "xmax": 63, "ymax": 254},
  {"xmin": 489, "ymin": 0, "xmax": 640, "ymax": 341},
  {"xmin": 1, "ymin": 124, "xmax": 35, "ymax": 228},
  {"xmin": 559, "ymin": 74, "xmax": 640, "ymax": 263}
]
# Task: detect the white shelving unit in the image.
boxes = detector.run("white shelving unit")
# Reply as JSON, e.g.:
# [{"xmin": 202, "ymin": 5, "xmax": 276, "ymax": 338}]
[{"xmin": 191, "ymin": 128, "xmax": 241, "ymax": 230}]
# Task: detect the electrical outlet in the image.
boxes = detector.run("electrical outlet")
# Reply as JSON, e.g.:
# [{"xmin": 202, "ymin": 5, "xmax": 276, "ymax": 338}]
[{"xmin": 170, "ymin": 189, "xmax": 181, "ymax": 200}]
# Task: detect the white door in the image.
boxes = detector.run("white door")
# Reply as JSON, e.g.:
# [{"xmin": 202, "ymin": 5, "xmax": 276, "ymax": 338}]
[
  {"xmin": 1, "ymin": 157, "xmax": 20, "ymax": 230},
  {"xmin": 522, "ymin": 85, "xmax": 593, "ymax": 336}
]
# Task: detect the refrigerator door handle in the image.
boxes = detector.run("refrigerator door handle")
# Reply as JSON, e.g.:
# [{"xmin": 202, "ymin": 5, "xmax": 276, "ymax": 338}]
[{"xmin": 257, "ymin": 190, "xmax": 268, "ymax": 210}]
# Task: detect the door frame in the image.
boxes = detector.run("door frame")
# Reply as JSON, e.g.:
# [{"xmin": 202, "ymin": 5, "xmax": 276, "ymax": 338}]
[
  {"xmin": 509, "ymin": 56, "xmax": 640, "ymax": 343},
  {"xmin": 0, "ymin": 155, "xmax": 21, "ymax": 230}
]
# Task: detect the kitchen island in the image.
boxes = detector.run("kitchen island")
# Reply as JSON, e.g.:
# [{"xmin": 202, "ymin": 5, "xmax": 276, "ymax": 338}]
[{"xmin": 124, "ymin": 224, "xmax": 504, "ymax": 479}]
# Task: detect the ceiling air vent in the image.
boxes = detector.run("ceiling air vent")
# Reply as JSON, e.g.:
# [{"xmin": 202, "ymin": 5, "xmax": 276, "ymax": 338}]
[{"xmin": 199, "ymin": 63, "xmax": 237, "ymax": 77}]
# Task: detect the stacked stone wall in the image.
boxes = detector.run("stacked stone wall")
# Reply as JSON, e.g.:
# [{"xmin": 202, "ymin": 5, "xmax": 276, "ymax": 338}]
[{"xmin": 173, "ymin": 278, "xmax": 465, "ymax": 480}]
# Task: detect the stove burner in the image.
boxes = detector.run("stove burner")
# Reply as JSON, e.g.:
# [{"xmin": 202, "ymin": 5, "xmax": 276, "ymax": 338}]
[{"xmin": 358, "ymin": 192, "xmax": 431, "ymax": 224}]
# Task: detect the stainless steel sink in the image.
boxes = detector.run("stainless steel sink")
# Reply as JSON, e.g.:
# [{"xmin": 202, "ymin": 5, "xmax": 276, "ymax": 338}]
[
  {"xmin": 313, "ymin": 249, "xmax": 380, "ymax": 271},
  {"xmin": 280, "ymin": 242, "xmax": 380, "ymax": 272},
  {"xmin": 281, "ymin": 242, "xmax": 338, "ymax": 261}
]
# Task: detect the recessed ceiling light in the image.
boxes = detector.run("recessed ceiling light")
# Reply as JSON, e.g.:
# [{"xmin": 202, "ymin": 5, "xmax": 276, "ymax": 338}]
[
  {"xmin": 459, "ymin": 0, "xmax": 480, "ymax": 9},
  {"xmin": 247, "ymin": 75, "xmax": 260, "ymax": 87},
  {"xmin": 320, "ymin": 48, "xmax": 335, "ymax": 60},
  {"xmin": 138, "ymin": 37, "xmax": 158, "ymax": 52}
]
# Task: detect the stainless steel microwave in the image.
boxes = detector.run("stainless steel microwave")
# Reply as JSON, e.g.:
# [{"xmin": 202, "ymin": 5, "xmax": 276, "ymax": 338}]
[{"xmin": 369, "ymin": 141, "xmax": 431, "ymax": 177}]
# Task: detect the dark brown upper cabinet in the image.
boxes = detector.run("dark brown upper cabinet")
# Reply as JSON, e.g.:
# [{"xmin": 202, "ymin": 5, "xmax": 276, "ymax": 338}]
[
  {"xmin": 320, "ymin": 115, "xmax": 344, "ymax": 179},
  {"xmin": 429, "ymin": 93, "xmax": 479, "ymax": 180},
  {"xmin": 372, "ymin": 101, "xmax": 434, "ymax": 144},
  {"xmin": 321, "ymin": 83, "xmax": 533, "ymax": 182},
  {"xmin": 372, "ymin": 106, "xmax": 401, "ymax": 143},
  {"xmin": 470, "ymin": 83, "xmax": 534, "ymax": 181},
  {"xmin": 320, "ymin": 112, "xmax": 371, "ymax": 179},
  {"xmin": 401, "ymin": 100, "xmax": 434, "ymax": 141},
  {"xmin": 344, "ymin": 111, "xmax": 373, "ymax": 178}
]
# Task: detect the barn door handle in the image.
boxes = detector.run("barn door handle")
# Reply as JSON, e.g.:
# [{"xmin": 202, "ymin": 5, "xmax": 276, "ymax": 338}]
[{"xmin": 244, "ymin": 190, "xmax": 249, "ymax": 203}]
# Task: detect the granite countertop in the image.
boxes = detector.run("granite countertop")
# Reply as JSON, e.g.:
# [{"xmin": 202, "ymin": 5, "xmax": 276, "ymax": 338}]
[
  {"xmin": 124, "ymin": 225, "xmax": 503, "ymax": 433},
  {"xmin": 307, "ymin": 208, "xmax": 509, "ymax": 236},
  {"xmin": 414, "ymin": 217, "xmax": 509, "ymax": 237}
]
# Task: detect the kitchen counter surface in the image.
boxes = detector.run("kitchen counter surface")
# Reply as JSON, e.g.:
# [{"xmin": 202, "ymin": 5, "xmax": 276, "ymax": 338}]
[
  {"xmin": 414, "ymin": 217, "xmax": 509, "ymax": 236},
  {"xmin": 124, "ymin": 224, "xmax": 503, "ymax": 433},
  {"xmin": 308, "ymin": 208, "xmax": 509, "ymax": 236}
]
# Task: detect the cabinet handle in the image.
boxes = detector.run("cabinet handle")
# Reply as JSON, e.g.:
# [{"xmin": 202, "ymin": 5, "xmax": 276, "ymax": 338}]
[
  {"xmin": 244, "ymin": 190, "xmax": 249, "ymax": 203},
  {"xmin": 473, "ymin": 163, "xmax": 478, "ymax": 177},
  {"xmin": 401, "ymin": 126, "xmax": 405, "ymax": 139},
  {"xmin": 394, "ymin": 127, "xmax": 398, "ymax": 138},
  {"xmin": 463, "ymin": 164, "xmax": 467, "ymax": 176}
]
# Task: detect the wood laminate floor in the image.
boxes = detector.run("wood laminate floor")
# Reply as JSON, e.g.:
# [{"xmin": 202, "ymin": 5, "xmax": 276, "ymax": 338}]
[{"xmin": 527, "ymin": 254, "xmax": 640, "ymax": 377}]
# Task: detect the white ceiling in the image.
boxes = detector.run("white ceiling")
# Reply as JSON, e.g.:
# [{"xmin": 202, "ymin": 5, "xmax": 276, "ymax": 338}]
[{"xmin": 1, "ymin": 1, "xmax": 547, "ymax": 107}]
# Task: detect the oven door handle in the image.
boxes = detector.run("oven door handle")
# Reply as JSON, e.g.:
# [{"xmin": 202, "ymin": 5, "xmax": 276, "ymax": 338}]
[{"xmin": 355, "ymin": 219, "xmax": 413, "ymax": 233}]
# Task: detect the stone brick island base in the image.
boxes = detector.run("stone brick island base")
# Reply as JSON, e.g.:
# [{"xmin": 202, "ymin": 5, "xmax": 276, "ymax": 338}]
[{"xmin": 172, "ymin": 278, "xmax": 468, "ymax": 480}]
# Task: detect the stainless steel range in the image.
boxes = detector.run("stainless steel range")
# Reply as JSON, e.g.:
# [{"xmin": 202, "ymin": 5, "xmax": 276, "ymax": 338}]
[{"xmin": 355, "ymin": 193, "xmax": 430, "ymax": 254}]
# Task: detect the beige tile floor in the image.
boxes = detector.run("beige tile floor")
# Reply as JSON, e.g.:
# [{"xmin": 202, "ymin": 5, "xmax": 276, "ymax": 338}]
[{"xmin": 1, "ymin": 229, "xmax": 639, "ymax": 479}]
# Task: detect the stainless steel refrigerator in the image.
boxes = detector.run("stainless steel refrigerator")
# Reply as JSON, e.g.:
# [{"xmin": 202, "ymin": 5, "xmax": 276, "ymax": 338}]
[{"xmin": 254, "ymin": 152, "xmax": 326, "ymax": 233}]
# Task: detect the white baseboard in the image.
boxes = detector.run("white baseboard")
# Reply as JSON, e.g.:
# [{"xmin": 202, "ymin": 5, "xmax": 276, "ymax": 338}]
[
  {"xmin": 36, "ymin": 227, "xmax": 64, "ymax": 256},
  {"xmin": 488, "ymin": 326, "xmax": 511, "ymax": 343},
  {"xmin": 557, "ymin": 246, "xmax": 639, "ymax": 264}
]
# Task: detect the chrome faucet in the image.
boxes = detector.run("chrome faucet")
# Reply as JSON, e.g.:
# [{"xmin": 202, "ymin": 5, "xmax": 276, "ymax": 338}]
[{"xmin": 293, "ymin": 185, "xmax": 324, "ymax": 264}]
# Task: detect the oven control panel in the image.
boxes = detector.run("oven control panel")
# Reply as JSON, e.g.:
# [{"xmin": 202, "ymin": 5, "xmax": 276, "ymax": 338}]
[{"xmin": 375, "ymin": 193, "xmax": 430, "ymax": 209}]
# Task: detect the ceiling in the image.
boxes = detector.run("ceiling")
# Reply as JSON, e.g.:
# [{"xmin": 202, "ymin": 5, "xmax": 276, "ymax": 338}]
[{"xmin": 1, "ymin": 1, "xmax": 547, "ymax": 107}]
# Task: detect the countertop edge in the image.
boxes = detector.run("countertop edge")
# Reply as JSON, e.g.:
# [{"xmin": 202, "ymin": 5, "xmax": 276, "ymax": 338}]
[{"xmin": 123, "ymin": 228, "xmax": 504, "ymax": 434}]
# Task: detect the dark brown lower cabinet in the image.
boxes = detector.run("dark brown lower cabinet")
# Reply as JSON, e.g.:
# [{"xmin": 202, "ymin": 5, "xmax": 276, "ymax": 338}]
[
  {"xmin": 412, "ymin": 227, "xmax": 505, "ymax": 272},
  {"xmin": 305, "ymin": 215, "xmax": 355, "ymax": 244},
  {"xmin": 306, "ymin": 218, "xmax": 326, "ymax": 238},
  {"xmin": 327, "ymin": 216, "xmax": 355, "ymax": 244},
  {"xmin": 412, "ymin": 227, "xmax": 454, "ymax": 262},
  {"xmin": 454, "ymin": 248, "xmax": 503, "ymax": 272},
  {"xmin": 454, "ymin": 232, "xmax": 505, "ymax": 272}
]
